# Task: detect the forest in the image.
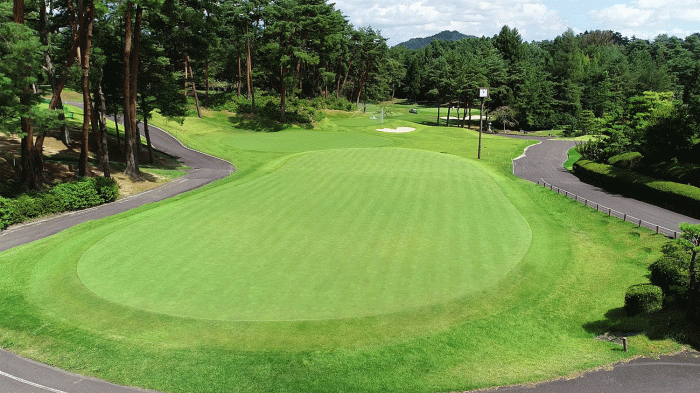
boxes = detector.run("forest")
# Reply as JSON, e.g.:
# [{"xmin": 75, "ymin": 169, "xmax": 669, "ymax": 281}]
[
  {"xmin": 389, "ymin": 27, "xmax": 700, "ymax": 174},
  {"xmin": 2, "ymin": 0, "xmax": 700, "ymax": 192},
  {"xmin": 1, "ymin": 0, "xmax": 389, "ymax": 190}
]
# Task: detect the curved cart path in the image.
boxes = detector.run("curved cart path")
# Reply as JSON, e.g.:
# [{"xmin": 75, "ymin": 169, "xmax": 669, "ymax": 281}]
[
  {"xmin": 512, "ymin": 138, "xmax": 700, "ymax": 233},
  {"xmin": 1, "ymin": 130, "xmax": 699, "ymax": 392}
]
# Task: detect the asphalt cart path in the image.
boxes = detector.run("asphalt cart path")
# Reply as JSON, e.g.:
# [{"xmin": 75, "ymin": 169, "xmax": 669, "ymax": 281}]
[{"xmin": 512, "ymin": 137, "xmax": 700, "ymax": 233}]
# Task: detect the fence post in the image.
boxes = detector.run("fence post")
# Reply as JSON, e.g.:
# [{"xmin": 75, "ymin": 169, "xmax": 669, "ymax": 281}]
[
  {"xmin": 656, "ymin": 225, "xmax": 659, "ymax": 234},
  {"xmin": 638, "ymin": 219, "xmax": 642, "ymax": 227},
  {"xmin": 623, "ymin": 213, "xmax": 626, "ymax": 222},
  {"xmin": 608, "ymin": 208, "xmax": 611, "ymax": 216},
  {"xmin": 596, "ymin": 204, "xmax": 599, "ymax": 211}
]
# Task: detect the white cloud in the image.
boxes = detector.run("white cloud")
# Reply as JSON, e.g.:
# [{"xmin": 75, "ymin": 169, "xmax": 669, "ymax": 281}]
[
  {"xmin": 333, "ymin": 0, "xmax": 567, "ymax": 46},
  {"xmin": 333, "ymin": 0, "xmax": 700, "ymax": 46},
  {"xmin": 588, "ymin": 0, "xmax": 700, "ymax": 39}
]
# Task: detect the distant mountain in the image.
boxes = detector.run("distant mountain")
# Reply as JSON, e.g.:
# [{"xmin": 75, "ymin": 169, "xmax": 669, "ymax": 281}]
[{"xmin": 395, "ymin": 30, "xmax": 477, "ymax": 50}]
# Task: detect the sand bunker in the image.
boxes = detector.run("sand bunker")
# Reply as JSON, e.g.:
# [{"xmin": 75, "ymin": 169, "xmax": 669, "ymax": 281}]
[{"xmin": 376, "ymin": 127, "xmax": 416, "ymax": 133}]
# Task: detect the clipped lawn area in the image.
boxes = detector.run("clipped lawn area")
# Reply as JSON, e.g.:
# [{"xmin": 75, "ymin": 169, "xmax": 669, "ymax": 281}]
[{"xmin": 0, "ymin": 108, "xmax": 683, "ymax": 393}]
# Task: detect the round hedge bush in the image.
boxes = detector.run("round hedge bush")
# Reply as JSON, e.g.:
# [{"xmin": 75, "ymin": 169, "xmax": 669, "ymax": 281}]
[
  {"xmin": 625, "ymin": 283, "xmax": 663, "ymax": 315},
  {"xmin": 649, "ymin": 256, "xmax": 689, "ymax": 294}
]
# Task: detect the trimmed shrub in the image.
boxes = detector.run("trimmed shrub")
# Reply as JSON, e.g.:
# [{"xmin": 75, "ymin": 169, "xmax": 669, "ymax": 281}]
[
  {"xmin": 51, "ymin": 177, "xmax": 102, "ymax": 210},
  {"xmin": 12, "ymin": 194, "xmax": 42, "ymax": 221},
  {"xmin": 0, "ymin": 176, "xmax": 118, "ymax": 230},
  {"xmin": 608, "ymin": 152, "xmax": 643, "ymax": 169},
  {"xmin": 573, "ymin": 159, "xmax": 700, "ymax": 218},
  {"xmin": 36, "ymin": 192, "xmax": 66, "ymax": 215},
  {"xmin": 0, "ymin": 196, "xmax": 16, "ymax": 229},
  {"xmin": 625, "ymin": 284, "xmax": 663, "ymax": 315},
  {"xmin": 95, "ymin": 177, "xmax": 119, "ymax": 203},
  {"xmin": 649, "ymin": 256, "xmax": 689, "ymax": 294}
]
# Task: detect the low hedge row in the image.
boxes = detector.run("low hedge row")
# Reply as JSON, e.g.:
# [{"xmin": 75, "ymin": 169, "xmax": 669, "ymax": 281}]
[
  {"xmin": 573, "ymin": 159, "xmax": 700, "ymax": 219},
  {"xmin": 0, "ymin": 177, "xmax": 119, "ymax": 230}
]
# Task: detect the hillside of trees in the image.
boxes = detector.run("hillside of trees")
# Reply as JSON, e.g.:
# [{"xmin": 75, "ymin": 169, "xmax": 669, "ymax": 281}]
[
  {"xmin": 395, "ymin": 30, "xmax": 476, "ymax": 50},
  {"xmin": 389, "ymin": 27, "xmax": 700, "ymax": 179}
]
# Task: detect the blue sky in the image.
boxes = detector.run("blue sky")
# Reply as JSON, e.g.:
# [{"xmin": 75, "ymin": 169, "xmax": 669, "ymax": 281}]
[{"xmin": 332, "ymin": 0, "xmax": 700, "ymax": 46}]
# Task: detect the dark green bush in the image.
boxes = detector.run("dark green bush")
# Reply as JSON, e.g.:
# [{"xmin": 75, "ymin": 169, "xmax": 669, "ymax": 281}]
[
  {"xmin": 95, "ymin": 177, "xmax": 119, "ymax": 203},
  {"xmin": 0, "ymin": 196, "xmax": 16, "ymax": 229},
  {"xmin": 12, "ymin": 194, "xmax": 42, "ymax": 221},
  {"xmin": 37, "ymin": 192, "xmax": 66, "ymax": 215},
  {"xmin": 625, "ymin": 284, "xmax": 663, "ymax": 315},
  {"xmin": 608, "ymin": 152, "xmax": 643, "ymax": 169},
  {"xmin": 0, "ymin": 180, "xmax": 22, "ymax": 198},
  {"xmin": 0, "ymin": 177, "xmax": 117, "ymax": 230},
  {"xmin": 51, "ymin": 177, "xmax": 102, "ymax": 210},
  {"xmin": 649, "ymin": 256, "xmax": 689, "ymax": 294},
  {"xmin": 573, "ymin": 159, "xmax": 700, "ymax": 218}
]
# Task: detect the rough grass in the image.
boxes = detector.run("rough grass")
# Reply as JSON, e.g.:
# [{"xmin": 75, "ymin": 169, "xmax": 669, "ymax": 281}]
[{"xmin": 0, "ymin": 106, "xmax": 684, "ymax": 393}]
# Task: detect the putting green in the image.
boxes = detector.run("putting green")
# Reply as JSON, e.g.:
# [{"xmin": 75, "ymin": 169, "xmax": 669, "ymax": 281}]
[{"xmin": 77, "ymin": 148, "xmax": 531, "ymax": 321}]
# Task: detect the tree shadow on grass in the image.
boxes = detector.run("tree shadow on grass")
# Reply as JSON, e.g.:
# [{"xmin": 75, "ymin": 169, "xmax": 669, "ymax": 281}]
[
  {"xmin": 583, "ymin": 306, "xmax": 700, "ymax": 350},
  {"xmin": 227, "ymin": 114, "xmax": 313, "ymax": 132}
]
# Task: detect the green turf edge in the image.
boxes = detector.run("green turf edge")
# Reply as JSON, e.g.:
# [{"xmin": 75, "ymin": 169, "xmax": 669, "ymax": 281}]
[{"xmin": 564, "ymin": 146, "xmax": 582, "ymax": 171}]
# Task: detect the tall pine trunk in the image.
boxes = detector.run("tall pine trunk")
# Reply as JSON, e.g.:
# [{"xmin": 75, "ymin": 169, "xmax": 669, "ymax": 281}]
[
  {"xmin": 95, "ymin": 82, "xmax": 110, "ymax": 177},
  {"xmin": 280, "ymin": 64, "xmax": 286, "ymax": 123},
  {"xmin": 186, "ymin": 53, "xmax": 202, "ymax": 119},
  {"xmin": 123, "ymin": 2, "xmax": 138, "ymax": 176},
  {"xmin": 78, "ymin": 0, "xmax": 95, "ymax": 178},
  {"xmin": 204, "ymin": 60, "xmax": 209, "ymax": 108},
  {"xmin": 446, "ymin": 104, "xmax": 451, "ymax": 127},
  {"xmin": 237, "ymin": 49, "xmax": 242, "ymax": 97},
  {"xmin": 141, "ymin": 95, "xmax": 155, "ymax": 165},
  {"xmin": 14, "ymin": 0, "xmax": 39, "ymax": 190}
]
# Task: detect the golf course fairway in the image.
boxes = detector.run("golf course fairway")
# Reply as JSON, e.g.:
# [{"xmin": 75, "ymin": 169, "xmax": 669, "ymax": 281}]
[
  {"xmin": 0, "ymin": 107, "xmax": 681, "ymax": 393},
  {"xmin": 76, "ymin": 148, "xmax": 531, "ymax": 321}
]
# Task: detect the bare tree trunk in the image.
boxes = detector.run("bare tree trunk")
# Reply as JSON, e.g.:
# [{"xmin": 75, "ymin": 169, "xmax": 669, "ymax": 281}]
[
  {"xmin": 237, "ymin": 49, "xmax": 242, "ymax": 97},
  {"xmin": 446, "ymin": 104, "xmax": 451, "ymax": 127},
  {"xmin": 15, "ymin": 0, "xmax": 40, "ymax": 190},
  {"xmin": 110, "ymin": 111, "xmax": 120, "ymax": 151},
  {"xmin": 123, "ymin": 2, "xmax": 137, "ymax": 176},
  {"xmin": 354, "ymin": 57, "xmax": 372, "ymax": 106},
  {"xmin": 245, "ymin": 23, "xmax": 252, "ymax": 100},
  {"xmin": 141, "ymin": 95, "xmax": 155, "ymax": 165},
  {"xmin": 96, "ymin": 82, "xmax": 110, "ymax": 177},
  {"xmin": 78, "ymin": 0, "xmax": 95, "ymax": 178},
  {"xmin": 436, "ymin": 96, "xmax": 440, "ymax": 126},
  {"xmin": 185, "ymin": 54, "xmax": 202, "ymax": 119},
  {"xmin": 280, "ymin": 65, "xmax": 286, "ymax": 123},
  {"xmin": 204, "ymin": 60, "xmax": 209, "ymax": 108},
  {"xmin": 339, "ymin": 48, "xmax": 357, "ymax": 97},
  {"xmin": 49, "ymin": 0, "xmax": 80, "ymax": 111},
  {"xmin": 183, "ymin": 62, "xmax": 188, "ymax": 96}
]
